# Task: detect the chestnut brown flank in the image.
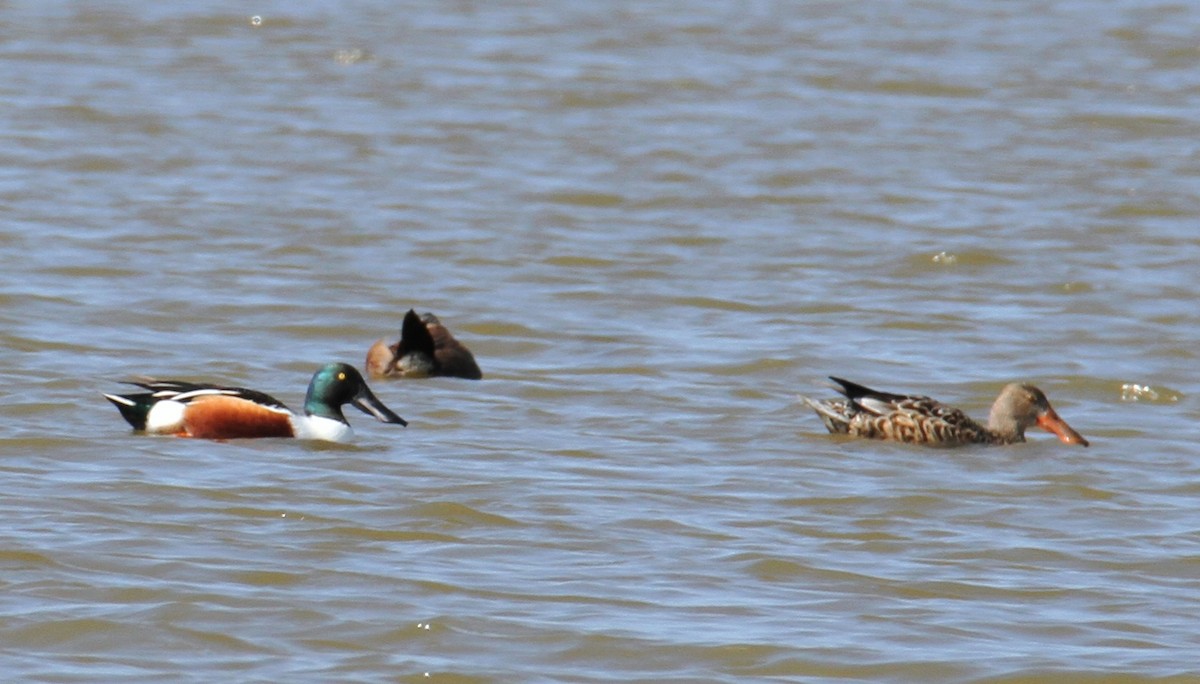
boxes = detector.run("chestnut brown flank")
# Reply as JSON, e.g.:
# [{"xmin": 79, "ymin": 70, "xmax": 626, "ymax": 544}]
[{"xmin": 183, "ymin": 395, "xmax": 294, "ymax": 439}]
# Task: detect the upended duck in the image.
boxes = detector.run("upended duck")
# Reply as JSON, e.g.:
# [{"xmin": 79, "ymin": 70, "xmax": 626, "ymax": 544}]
[{"xmin": 366, "ymin": 309, "xmax": 482, "ymax": 380}]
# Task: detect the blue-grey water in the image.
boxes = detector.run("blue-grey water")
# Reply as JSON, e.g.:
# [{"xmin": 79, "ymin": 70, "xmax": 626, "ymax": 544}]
[{"xmin": 2, "ymin": 1, "xmax": 1199, "ymax": 681}]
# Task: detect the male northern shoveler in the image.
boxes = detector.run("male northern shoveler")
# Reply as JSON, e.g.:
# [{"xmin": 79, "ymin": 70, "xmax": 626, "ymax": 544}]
[
  {"xmin": 103, "ymin": 362, "xmax": 407, "ymax": 442},
  {"xmin": 366, "ymin": 309, "xmax": 482, "ymax": 380},
  {"xmin": 801, "ymin": 377, "xmax": 1089, "ymax": 447}
]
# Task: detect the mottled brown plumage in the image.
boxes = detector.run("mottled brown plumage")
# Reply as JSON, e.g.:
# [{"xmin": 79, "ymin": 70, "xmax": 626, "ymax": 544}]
[{"xmin": 801, "ymin": 377, "xmax": 1089, "ymax": 447}]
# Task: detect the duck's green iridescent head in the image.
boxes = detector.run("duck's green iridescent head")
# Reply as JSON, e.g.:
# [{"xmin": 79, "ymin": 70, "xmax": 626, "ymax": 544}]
[{"xmin": 304, "ymin": 362, "xmax": 407, "ymax": 426}]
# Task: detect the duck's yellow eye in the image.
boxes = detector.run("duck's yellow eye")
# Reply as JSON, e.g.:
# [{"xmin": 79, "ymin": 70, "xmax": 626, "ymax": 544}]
[{"xmin": 338, "ymin": 372, "xmax": 346, "ymax": 381}]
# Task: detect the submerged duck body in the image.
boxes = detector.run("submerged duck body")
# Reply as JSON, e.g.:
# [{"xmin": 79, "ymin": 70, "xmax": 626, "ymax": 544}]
[
  {"xmin": 801, "ymin": 377, "xmax": 1089, "ymax": 447},
  {"xmin": 104, "ymin": 362, "xmax": 407, "ymax": 442},
  {"xmin": 366, "ymin": 309, "xmax": 482, "ymax": 380}
]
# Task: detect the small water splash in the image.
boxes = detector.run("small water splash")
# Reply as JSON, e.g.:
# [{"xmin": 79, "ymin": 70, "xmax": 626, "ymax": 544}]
[
  {"xmin": 1120, "ymin": 383, "xmax": 1181, "ymax": 403},
  {"xmin": 931, "ymin": 251, "xmax": 957, "ymax": 265},
  {"xmin": 334, "ymin": 49, "xmax": 366, "ymax": 65}
]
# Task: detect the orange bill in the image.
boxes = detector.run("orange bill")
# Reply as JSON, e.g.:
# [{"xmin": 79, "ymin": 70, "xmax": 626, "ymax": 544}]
[{"xmin": 1037, "ymin": 407, "xmax": 1089, "ymax": 447}]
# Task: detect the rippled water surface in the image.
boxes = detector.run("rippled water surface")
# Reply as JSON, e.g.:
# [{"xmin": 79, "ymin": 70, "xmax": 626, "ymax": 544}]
[{"xmin": 3, "ymin": 1, "xmax": 1199, "ymax": 681}]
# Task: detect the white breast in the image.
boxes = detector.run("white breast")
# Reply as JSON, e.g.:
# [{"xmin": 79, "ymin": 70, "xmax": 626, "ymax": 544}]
[
  {"xmin": 145, "ymin": 400, "xmax": 187, "ymax": 434},
  {"xmin": 290, "ymin": 415, "xmax": 353, "ymax": 442}
]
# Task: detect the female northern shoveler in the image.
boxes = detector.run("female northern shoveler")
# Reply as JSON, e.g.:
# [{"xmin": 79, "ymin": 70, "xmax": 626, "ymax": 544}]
[
  {"xmin": 801, "ymin": 377, "xmax": 1089, "ymax": 447},
  {"xmin": 366, "ymin": 309, "xmax": 482, "ymax": 380},
  {"xmin": 103, "ymin": 362, "xmax": 407, "ymax": 442}
]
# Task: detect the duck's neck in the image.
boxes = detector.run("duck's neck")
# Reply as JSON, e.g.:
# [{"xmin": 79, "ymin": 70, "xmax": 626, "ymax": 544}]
[
  {"xmin": 986, "ymin": 405, "xmax": 1026, "ymax": 444},
  {"xmin": 304, "ymin": 394, "xmax": 347, "ymax": 423}
]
